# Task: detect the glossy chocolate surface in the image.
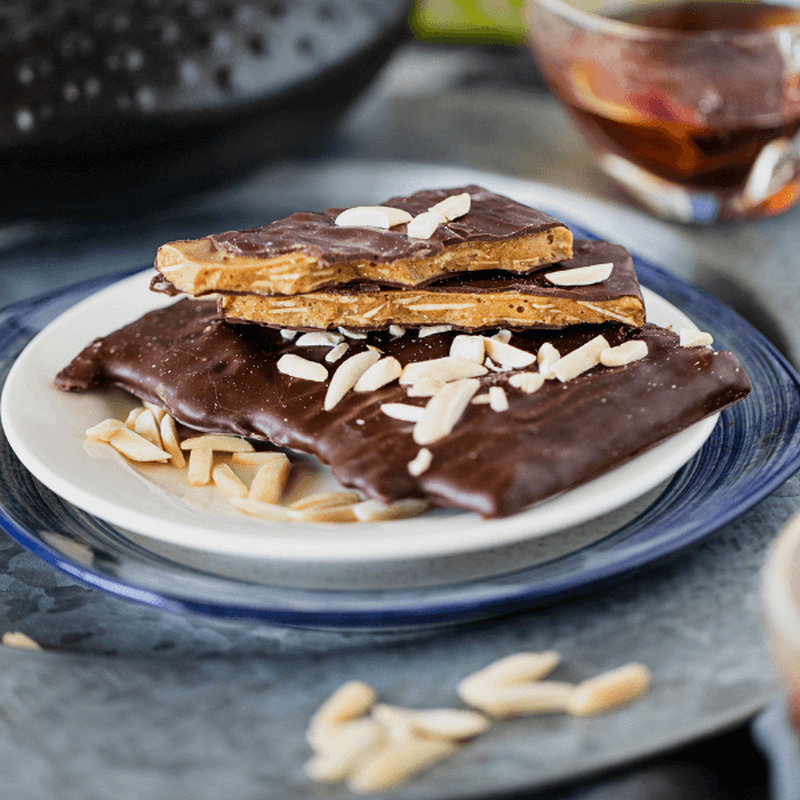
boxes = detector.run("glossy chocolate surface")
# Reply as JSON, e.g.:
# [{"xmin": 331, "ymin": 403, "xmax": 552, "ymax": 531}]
[
  {"xmin": 208, "ymin": 186, "xmax": 566, "ymax": 266},
  {"xmin": 55, "ymin": 300, "xmax": 750, "ymax": 518}
]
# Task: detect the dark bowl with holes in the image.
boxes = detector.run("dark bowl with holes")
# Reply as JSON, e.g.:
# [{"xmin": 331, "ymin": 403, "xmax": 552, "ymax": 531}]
[{"xmin": 0, "ymin": 0, "xmax": 412, "ymax": 218}]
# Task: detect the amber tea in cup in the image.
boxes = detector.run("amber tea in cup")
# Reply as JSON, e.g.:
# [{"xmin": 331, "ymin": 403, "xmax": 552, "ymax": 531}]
[{"xmin": 525, "ymin": 0, "xmax": 800, "ymax": 222}]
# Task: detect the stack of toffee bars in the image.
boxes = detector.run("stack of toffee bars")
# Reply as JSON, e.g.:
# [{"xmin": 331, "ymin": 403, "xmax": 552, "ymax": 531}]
[{"xmin": 56, "ymin": 186, "xmax": 751, "ymax": 518}]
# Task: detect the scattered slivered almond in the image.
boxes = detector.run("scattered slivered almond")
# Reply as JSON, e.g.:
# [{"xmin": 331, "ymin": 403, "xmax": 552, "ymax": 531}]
[
  {"xmin": 248, "ymin": 454, "xmax": 290, "ymax": 504},
  {"xmin": 289, "ymin": 491, "xmax": 363, "ymax": 511},
  {"xmin": 296, "ymin": 331, "xmax": 345, "ymax": 347},
  {"xmin": 305, "ymin": 652, "xmax": 651, "ymax": 793},
  {"xmin": 491, "ymin": 329, "xmax": 512, "ymax": 344},
  {"xmin": 407, "ymin": 447, "xmax": 433, "ymax": 476},
  {"xmin": 418, "ymin": 324, "xmax": 453, "ymax": 338},
  {"xmin": 354, "ymin": 356, "xmax": 402, "ymax": 392},
  {"xmin": 389, "ymin": 325, "xmax": 406, "ymax": 338},
  {"xmin": 159, "ymin": 414, "xmax": 185, "ymax": 468},
  {"xmin": 325, "ymin": 349, "xmax": 382, "ymax": 410},
  {"xmin": 277, "ymin": 353, "xmax": 328, "ymax": 382},
  {"xmin": 348, "ymin": 736, "xmax": 456, "ymax": 794},
  {"xmin": 231, "ymin": 450, "xmax": 288, "ymax": 466},
  {"xmin": 85, "ymin": 418, "xmax": 127, "ymax": 442},
  {"xmin": 125, "ymin": 406, "xmax": 145, "ymax": 429},
  {"xmin": 471, "ymin": 393, "xmax": 492, "ymax": 404},
  {"xmin": 211, "ymin": 463, "xmax": 249, "ymax": 499},
  {"xmin": 537, "ymin": 342, "xmax": 560, "ymax": 379},
  {"xmin": 449, "ymin": 334, "xmax": 485, "ymax": 363},
  {"xmin": 108, "ymin": 428, "xmax": 171, "ymax": 462},
  {"xmin": 326, "ymin": 342, "xmax": 350, "ymax": 363},
  {"xmin": 600, "ymin": 340, "xmax": 648, "ymax": 367},
  {"xmin": 489, "ymin": 386, "xmax": 509, "ymax": 412},
  {"xmin": 407, "ymin": 211, "xmax": 442, "ymax": 240},
  {"xmin": 380, "ymin": 402, "xmax": 425, "ymax": 422},
  {"xmin": 508, "ymin": 372, "xmax": 545, "ymax": 394},
  {"xmin": 143, "ymin": 401, "xmax": 167, "ymax": 423},
  {"xmin": 186, "ymin": 445, "xmax": 214, "ymax": 486},
  {"xmin": 338, "ymin": 327, "xmax": 368, "ymax": 340},
  {"xmin": 400, "ymin": 356, "xmax": 487, "ymax": 386},
  {"xmin": 428, "ymin": 191, "xmax": 471, "ymax": 221},
  {"xmin": 1, "ymin": 631, "xmax": 41, "ymax": 651},
  {"xmin": 352, "ymin": 498, "xmax": 429, "ymax": 521},
  {"xmin": 544, "ymin": 261, "xmax": 613, "ymax": 286},
  {"xmin": 133, "ymin": 408, "xmax": 162, "ymax": 448},
  {"xmin": 679, "ymin": 328, "xmax": 714, "ymax": 348},
  {"xmin": 551, "ymin": 335, "xmax": 610, "ymax": 382},
  {"xmin": 482, "ymin": 337, "xmax": 536, "ymax": 369},
  {"xmin": 566, "ymin": 663, "xmax": 651, "ymax": 716},
  {"xmin": 334, "ymin": 206, "xmax": 413, "ymax": 229},
  {"xmin": 228, "ymin": 496, "xmax": 290, "ymax": 520},
  {"xmin": 413, "ymin": 378, "xmax": 480, "ymax": 445},
  {"xmin": 181, "ymin": 434, "xmax": 255, "ymax": 452}
]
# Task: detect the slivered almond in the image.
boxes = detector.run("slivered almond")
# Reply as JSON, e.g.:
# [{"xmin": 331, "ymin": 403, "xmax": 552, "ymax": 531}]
[
  {"xmin": 159, "ymin": 414, "xmax": 185, "ymax": 468},
  {"xmin": 491, "ymin": 329, "xmax": 512, "ymax": 343},
  {"xmin": 352, "ymin": 498, "xmax": 428, "ymax": 521},
  {"xmin": 85, "ymin": 418, "xmax": 127, "ymax": 442},
  {"xmin": 407, "ymin": 447, "xmax": 433, "ymax": 476},
  {"xmin": 400, "ymin": 356, "xmax": 487, "ymax": 386},
  {"xmin": 325, "ymin": 349, "xmax": 382, "ymax": 410},
  {"xmin": 471, "ymin": 393, "xmax": 492, "ymax": 404},
  {"xmin": 306, "ymin": 718, "xmax": 387, "ymax": 784},
  {"xmin": 186, "ymin": 446, "xmax": 214, "ymax": 486},
  {"xmin": 600, "ymin": 340, "xmax": 648, "ymax": 367},
  {"xmin": 1, "ymin": 632, "xmax": 41, "ymax": 651},
  {"xmin": 277, "ymin": 353, "xmax": 328, "ymax": 382},
  {"xmin": 228, "ymin": 496, "xmax": 289, "ymax": 520},
  {"xmin": 309, "ymin": 681, "xmax": 377, "ymax": 736},
  {"xmin": 372, "ymin": 704, "xmax": 490, "ymax": 741},
  {"xmin": 133, "ymin": 408, "xmax": 163, "ymax": 448},
  {"xmin": 413, "ymin": 379, "xmax": 480, "ymax": 445},
  {"xmin": 231, "ymin": 451, "xmax": 288, "ymax": 465},
  {"xmin": 679, "ymin": 328, "xmax": 714, "ymax": 348},
  {"xmin": 459, "ymin": 681, "xmax": 576, "ymax": 718},
  {"xmin": 212, "ymin": 463, "xmax": 249, "ymax": 499},
  {"xmin": 380, "ymin": 402, "xmax": 425, "ymax": 422},
  {"xmin": 335, "ymin": 206, "xmax": 413, "ymax": 229},
  {"xmin": 389, "ymin": 325, "xmax": 406, "ymax": 338},
  {"xmin": 428, "ymin": 191, "xmax": 471, "ymax": 221},
  {"xmin": 289, "ymin": 491, "xmax": 362, "ymax": 511},
  {"xmin": 551, "ymin": 335, "xmax": 610, "ymax": 382},
  {"xmin": 405, "ymin": 379, "xmax": 446, "ymax": 397},
  {"xmin": 142, "ymin": 401, "xmax": 167, "ymax": 423},
  {"xmin": 289, "ymin": 505, "xmax": 359, "ymax": 523},
  {"xmin": 108, "ymin": 429, "xmax": 171, "ymax": 462},
  {"xmin": 449, "ymin": 335, "xmax": 485, "ymax": 363},
  {"xmin": 538, "ymin": 342, "xmax": 560, "ymax": 379},
  {"xmin": 545, "ymin": 262, "xmax": 613, "ymax": 286},
  {"xmin": 125, "ymin": 406, "xmax": 145, "ymax": 429},
  {"xmin": 338, "ymin": 327, "xmax": 368, "ymax": 340},
  {"xmin": 459, "ymin": 652, "xmax": 561, "ymax": 689},
  {"xmin": 488, "ymin": 386, "xmax": 509, "ymax": 412},
  {"xmin": 296, "ymin": 331, "xmax": 344, "ymax": 347},
  {"xmin": 482, "ymin": 337, "xmax": 536, "ymax": 369},
  {"xmin": 326, "ymin": 342, "xmax": 350, "ymax": 363},
  {"xmin": 347, "ymin": 736, "xmax": 456, "ymax": 794},
  {"xmin": 567, "ymin": 663, "xmax": 651, "ymax": 716},
  {"xmin": 407, "ymin": 210, "xmax": 442, "ymax": 240},
  {"xmin": 354, "ymin": 356, "xmax": 402, "ymax": 392},
  {"xmin": 508, "ymin": 372, "xmax": 545, "ymax": 394},
  {"xmin": 280, "ymin": 329, "xmax": 298, "ymax": 340},
  {"xmin": 248, "ymin": 454, "xmax": 290, "ymax": 504},
  {"xmin": 181, "ymin": 435, "xmax": 254, "ymax": 452},
  {"xmin": 418, "ymin": 325, "xmax": 453, "ymax": 337}
]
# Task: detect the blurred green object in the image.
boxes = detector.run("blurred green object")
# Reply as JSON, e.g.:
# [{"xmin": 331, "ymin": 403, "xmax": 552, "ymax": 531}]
[{"xmin": 411, "ymin": 0, "xmax": 526, "ymax": 44}]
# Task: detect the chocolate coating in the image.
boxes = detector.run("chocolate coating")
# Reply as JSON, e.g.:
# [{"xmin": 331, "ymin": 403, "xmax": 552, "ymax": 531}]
[
  {"xmin": 55, "ymin": 300, "xmax": 751, "ymax": 518},
  {"xmin": 209, "ymin": 185, "xmax": 565, "ymax": 267}
]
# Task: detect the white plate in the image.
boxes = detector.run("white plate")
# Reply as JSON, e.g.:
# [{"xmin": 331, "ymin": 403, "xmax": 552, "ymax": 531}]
[{"xmin": 0, "ymin": 268, "xmax": 717, "ymax": 567}]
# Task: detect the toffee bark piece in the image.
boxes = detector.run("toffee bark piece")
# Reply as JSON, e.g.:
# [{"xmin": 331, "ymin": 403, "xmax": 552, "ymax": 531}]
[
  {"xmin": 55, "ymin": 299, "xmax": 751, "ymax": 519},
  {"xmin": 219, "ymin": 240, "xmax": 645, "ymax": 331},
  {"xmin": 153, "ymin": 186, "xmax": 573, "ymax": 298}
]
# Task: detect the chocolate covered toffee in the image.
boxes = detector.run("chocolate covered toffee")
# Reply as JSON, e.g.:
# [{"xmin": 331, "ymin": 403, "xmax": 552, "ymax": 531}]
[
  {"xmin": 55, "ymin": 300, "xmax": 750, "ymax": 518},
  {"xmin": 153, "ymin": 186, "xmax": 573, "ymax": 298},
  {"xmin": 55, "ymin": 186, "xmax": 750, "ymax": 519}
]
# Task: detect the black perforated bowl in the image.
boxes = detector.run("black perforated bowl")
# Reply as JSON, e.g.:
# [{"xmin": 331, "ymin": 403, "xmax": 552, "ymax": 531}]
[{"xmin": 0, "ymin": 0, "xmax": 411, "ymax": 217}]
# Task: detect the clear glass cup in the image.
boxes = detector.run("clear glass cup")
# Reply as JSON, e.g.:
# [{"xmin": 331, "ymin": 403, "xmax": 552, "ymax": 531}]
[
  {"xmin": 524, "ymin": 0, "xmax": 800, "ymax": 222},
  {"xmin": 763, "ymin": 512, "xmax": 800, "ymax": 733}
]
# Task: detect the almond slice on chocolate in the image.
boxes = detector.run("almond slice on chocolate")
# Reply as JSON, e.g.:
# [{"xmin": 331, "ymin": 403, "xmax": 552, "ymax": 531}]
[
  {"xmin": 413, "ymin": 378, "xmax": 480, "ymax": 445},
  {"xmin": 334, "ymin": 206, "xmax": 413, "ymax": 229},
  {"xmin": 545, "ymin": 262, "xmax": 613, "ymax": 286}
]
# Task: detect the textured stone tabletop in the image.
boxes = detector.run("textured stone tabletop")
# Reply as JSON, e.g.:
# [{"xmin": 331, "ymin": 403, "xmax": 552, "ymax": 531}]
[{"xmin": 0, "ymin": 40, "xmax": 797, "ymax": 800}]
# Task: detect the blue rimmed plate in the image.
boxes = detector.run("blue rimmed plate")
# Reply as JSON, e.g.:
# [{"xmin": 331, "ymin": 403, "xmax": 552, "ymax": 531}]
[{"xmin": 0, "ymin": 210, "xmax": 798, "ymax": 628}]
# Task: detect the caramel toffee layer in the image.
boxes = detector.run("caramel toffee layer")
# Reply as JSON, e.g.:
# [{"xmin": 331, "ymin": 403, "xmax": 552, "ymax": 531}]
[
  {"xmin": 154, "ymin": 186, "xmax": 573, "ymax": 298},
  {"xmin": 55, "ymin": 299, "xmax": 750, "ymax": 518},
  {"xmin": 219, "ymin": 240, "xmax": 646, "ymax": 331}
]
